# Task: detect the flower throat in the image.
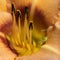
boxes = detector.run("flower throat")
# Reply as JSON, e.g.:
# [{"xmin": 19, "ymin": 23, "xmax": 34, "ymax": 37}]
[{"xmin": 6, "ymin": 3, "xmax": 47, "ymax": 56}]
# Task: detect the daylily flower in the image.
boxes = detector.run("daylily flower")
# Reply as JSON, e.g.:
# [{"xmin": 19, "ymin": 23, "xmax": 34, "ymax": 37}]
[{"xmin": 0, "ymin": 0, "xmax": 60, "ymax": 60}]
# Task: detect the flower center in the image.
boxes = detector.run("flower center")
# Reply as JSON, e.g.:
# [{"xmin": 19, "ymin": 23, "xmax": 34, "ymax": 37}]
[{"xmin": 5, "ymin": 3, "xmax": 47, "ymax": 56}]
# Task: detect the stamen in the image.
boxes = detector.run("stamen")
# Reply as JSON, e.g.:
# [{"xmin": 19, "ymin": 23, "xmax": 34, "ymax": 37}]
[
  {"xmin": 12, "ymin": 3, "xmax": 19, "ymax": 46},
  {"xmin": 29, "ymin": 21, "xmax": 33, "ymax": 50},
  {"xmin": 16, "ymin": 10, "xmax": 22, "ymax": 46},
  {"xmin": 24, "ymin": 7, "xmax": 29, "ymax": 48}
]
